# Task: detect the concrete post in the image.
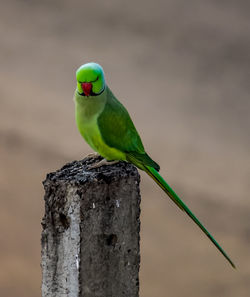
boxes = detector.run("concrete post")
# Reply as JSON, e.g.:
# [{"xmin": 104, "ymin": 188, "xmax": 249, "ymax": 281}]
[{"xmin": 41, "ymin": 157, "xmax": 141, "ymax": 297}]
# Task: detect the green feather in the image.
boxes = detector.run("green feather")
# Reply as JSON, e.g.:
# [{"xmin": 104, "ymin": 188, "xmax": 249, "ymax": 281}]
[
  {"xmin": 97, "ymin": 87, "xmax": 145, "ymax": 154},
  {"xmin": 143, "ymin": 165, "xmax": 236, "ymax": 268}
]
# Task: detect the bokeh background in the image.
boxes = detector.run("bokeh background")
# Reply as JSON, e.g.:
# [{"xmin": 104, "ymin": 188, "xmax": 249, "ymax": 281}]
[{"xmin": 1, "ymin": 1, "xmax": 250, "ymax": 296}]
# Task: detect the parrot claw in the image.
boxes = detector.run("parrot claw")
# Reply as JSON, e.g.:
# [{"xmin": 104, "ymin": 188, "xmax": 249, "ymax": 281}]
[
  {"xmin": 85, "ymin": 152, "xmax": 100, "ymax": 159},
  {"xmin": 88, "ymin": 158, "xmax": 119, "ymax": 169}
]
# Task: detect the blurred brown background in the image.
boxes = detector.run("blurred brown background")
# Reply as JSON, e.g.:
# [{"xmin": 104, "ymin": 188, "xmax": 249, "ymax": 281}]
[{"xmin": 0, "ymin": 0, "xmax": 250, "ymax": 296}]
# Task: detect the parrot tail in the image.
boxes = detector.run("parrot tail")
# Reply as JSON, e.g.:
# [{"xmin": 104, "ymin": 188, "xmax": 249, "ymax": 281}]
[{"xmin": 143, "ymin": 165, "xmax": 236, "ymax": 269}]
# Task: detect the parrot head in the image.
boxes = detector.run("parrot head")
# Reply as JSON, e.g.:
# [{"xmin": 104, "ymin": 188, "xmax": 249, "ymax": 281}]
[{"xmin": 76, "ymin": 62, "xmax": 105, "ymax": 97}]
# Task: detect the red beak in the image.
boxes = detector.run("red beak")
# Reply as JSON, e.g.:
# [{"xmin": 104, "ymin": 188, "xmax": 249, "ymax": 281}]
[{"xmin": 81, "ymin": 82, "xmax": 92, "ymax": 96}]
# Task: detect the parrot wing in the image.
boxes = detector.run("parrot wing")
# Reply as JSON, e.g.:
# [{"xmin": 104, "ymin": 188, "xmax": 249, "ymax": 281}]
[{"xmin": 97, "ymin": 87, "xmax": 160, "ymax": 171}]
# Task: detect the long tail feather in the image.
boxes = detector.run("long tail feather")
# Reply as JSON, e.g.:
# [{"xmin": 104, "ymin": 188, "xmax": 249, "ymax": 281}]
[{"xmin": 143, "ymin": 165, "xmax": 235, "ymax": 268}]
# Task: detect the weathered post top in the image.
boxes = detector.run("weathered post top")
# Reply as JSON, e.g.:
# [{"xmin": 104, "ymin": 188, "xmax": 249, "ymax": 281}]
[{"xmin": 41, "ymin": 156, "xmax": 141, "ymax": 297}]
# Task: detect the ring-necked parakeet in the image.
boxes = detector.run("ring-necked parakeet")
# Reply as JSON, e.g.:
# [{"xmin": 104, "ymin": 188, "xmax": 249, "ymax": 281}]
[{"xmin": 74, "ymin": 62, "xmax": 235, "ymax": 268}]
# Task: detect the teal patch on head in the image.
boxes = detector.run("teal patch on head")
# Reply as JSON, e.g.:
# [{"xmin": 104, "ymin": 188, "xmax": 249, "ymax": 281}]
[{"xmin": 76, "ymin": 62, "xmax": 105, "ymax": 95}]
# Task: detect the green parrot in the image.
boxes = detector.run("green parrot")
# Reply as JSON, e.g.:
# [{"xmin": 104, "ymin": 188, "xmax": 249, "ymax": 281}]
[{"xmin": 74, "ymin": 62, "xmax": 235, "ymax": 268}]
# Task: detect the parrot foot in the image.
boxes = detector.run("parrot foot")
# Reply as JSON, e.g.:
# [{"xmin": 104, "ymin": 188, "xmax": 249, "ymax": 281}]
[
  {"xmin": 85, "ymin": 152, "xmax": 100, "ymax": 159},
  {"xmin": 88, "ymin": 158, "xmax": 119, "ymax": 169}
]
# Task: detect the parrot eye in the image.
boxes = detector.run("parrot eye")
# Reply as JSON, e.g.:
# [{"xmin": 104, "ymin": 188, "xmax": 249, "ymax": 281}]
[{"xmin": 79, "ymin": 76, "xmax": 99, "ymax": 84}]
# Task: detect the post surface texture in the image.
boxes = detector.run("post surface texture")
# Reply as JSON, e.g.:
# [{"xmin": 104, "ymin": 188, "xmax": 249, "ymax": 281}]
[{"xmin": 41, "ymin": 157, "xmax": 141, "ymax": 297}]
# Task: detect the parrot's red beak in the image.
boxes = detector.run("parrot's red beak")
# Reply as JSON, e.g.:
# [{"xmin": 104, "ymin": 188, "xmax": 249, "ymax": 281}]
[{"xmin": 81, "ymin": 82, "xmax": 92, "ymax": 96}]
